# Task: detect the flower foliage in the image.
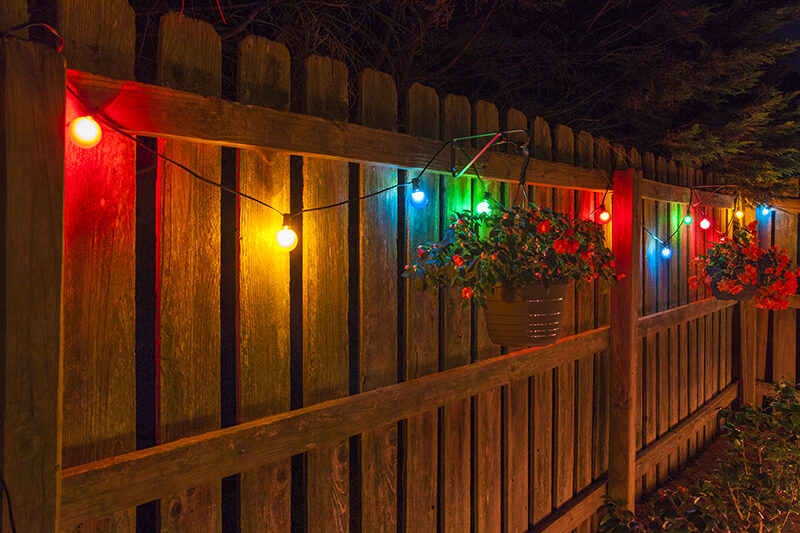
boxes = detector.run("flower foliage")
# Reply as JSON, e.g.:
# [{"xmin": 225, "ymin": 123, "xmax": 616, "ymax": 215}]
[
  {"xmin": 402, "ymin": 202, "xmax": 619, "ymax": 307},
  {"xmin": 601, "ymin": 382, "xmax": 800, "ymax": 532},
  {"xmin": 689, "ymin": 220, "xmax": 799, "ymax": 310}
]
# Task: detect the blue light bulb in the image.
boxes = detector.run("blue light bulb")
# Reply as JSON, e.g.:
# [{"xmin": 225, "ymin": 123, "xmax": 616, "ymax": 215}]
[
  {"xmin": 661, "ymin": 246, "xmax": 672, "ymax": 259},
  {"xmin": 761, "ymin": 206, "xmax": 771, "ymax": 217},
  {"xmin": 409, "ymin": 188, "xmax": 427, "ymax": 209},
  {"xmin": 476, "ymin": 199, "xmax": 491, "ymax": 214}
]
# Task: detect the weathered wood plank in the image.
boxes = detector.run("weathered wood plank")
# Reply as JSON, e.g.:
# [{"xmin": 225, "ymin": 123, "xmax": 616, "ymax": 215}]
[
  {"xmin": 237, "ymin": 35, "xmax": 291, "ymax": 533},
  {"xmin": 357, "ymin": 67, "xmax": 399, "ymax": 533},
  {"xmin": 503, "ymin": 107, "xmax": 530, "ymax": 533},
  {"xmin": 0, "ymin": 36, "xmax": 65, "ymax": 533},
  {"xmin": 772, "ymin": 210, "xmax": 797, "ymax": 383},
  {"xmin": 575, "ymin": 130, "xmax": 595, "ymax": 533},
  {"xmin": 0, "ymin": 0, "xmax": 27, "ymax": 30},
  {"xmin": 471, "ymin": 99, "xmax": 502, "ymax": 533},
  {"xmin": 302, "ymin": 54, "xmax": 351, "ymax": 533},
  {"xmin": 531, "ymin": 480, "xmax": 607, "ymax": 533},
  {"xmin": 635, "ymin": 383, "xmax": 738, "ymax": 478},
  {"xmin": 531, "ymin": 122, "xmax": 554, "ymax": 526},
  {"xmin": 403, "ymin": 82, "xmax": 440, "ymax": 533},
  {"xmin": 66, "ymin": 72, "xmax": 608, "ymax": 191},
  {"xmin": 57, "ymin": 1, "xmax": 137, "ymax": 531},
  {"xmin": 608, "ymin": 168, "xmax": 641, "ymax": 508},
  {"xmin": 593, "ymin": 138, "xmax": 612, "ymax": 484},
  {"xmin": 62, "ymin": 328, "xmax": 609, "ymax": 525},
  {"xmin": 637, "ymin": 298, "xmax": 735, "ymax": 337},
  {"xmin": 656, "ymin": 196, "xmax": 670, "ymax": 483},
  {"xmin": 156, "ymin": 13, "xmax": 222, "ymax": 531},
  {"xmin": 440, "ymin": 93, "xmax": 472, "ymax": 533},
  {"xmin": 553, "ymin": 124, "xmax": 576, "ymax": 510},
  {"xmin": 642, "ymin": 196, "xmax": 658, "ymax": 493},
  {"xmin": 756, "ymin": 212, "xmax": 772, "ymax": 381}
]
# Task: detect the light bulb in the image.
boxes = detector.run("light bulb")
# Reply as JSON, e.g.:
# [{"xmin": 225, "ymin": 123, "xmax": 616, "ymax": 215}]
[
  {"xmin": 276, "ymin": 226, "xmax": 298, "ymax": 251},
  {"xmin": 661, "ymin": 246, "xmax": 672, "ymax": 259},
  {"xmin": 409, "ymin": 178, "xmax": 428, "ymax": 209},
  {"xmin": 761, "ymin": 206, "xmax": 772, "ymax": 217},
  {"xmin": 597, "ymin": 205, "xmax": 611, "ymax": 224},
  {"xmin": 476, "ymin": 199, "xmax": 491, "ymax": 214},
  {"xmin": 700, "ymin": 218, "xmax": 711, "ymax": 230},
  {"xmin": 683, "ymin": 215, "xmax": 693, "ymax": 225},
  {"xmin": 69, "ymin": 116, "xmax": 102, "ymax": 148},
  {"xmin": 276, "ymin": 214, "xmax": 298, "ymax": 251},
  {"xmin": 735, "ymin": 210, "xmax": 744, "ymax": 219}
]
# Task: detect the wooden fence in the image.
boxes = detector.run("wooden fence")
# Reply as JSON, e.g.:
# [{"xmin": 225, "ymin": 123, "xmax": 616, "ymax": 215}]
[{"xmin": 1, "ymin": 1, "xmax": 797, "ymax": 532}]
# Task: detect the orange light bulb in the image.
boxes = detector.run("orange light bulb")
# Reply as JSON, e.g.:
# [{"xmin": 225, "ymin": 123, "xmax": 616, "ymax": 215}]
[
  {"xmin": 69, "ymin": 116, "xmax": 102, "ymax": 148},
  {"xmin": 597, "ymin": 206, "xmax": 611, "ymax": 224}
]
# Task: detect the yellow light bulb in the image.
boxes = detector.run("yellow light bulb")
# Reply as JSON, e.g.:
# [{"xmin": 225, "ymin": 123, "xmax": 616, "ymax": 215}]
[
  {"xmin": 735, "ymin": 210, "xmax": 744, "ymax": 219},
  {"xmin": 276, "ymin": 225, "xmax": 298, "ymax": 251},
  {"xmin": 69, "ymin": 116, "xmax": 102, "ymax": 148}
]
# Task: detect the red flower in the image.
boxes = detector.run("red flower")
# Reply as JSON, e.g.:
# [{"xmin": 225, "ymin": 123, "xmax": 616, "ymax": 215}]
[
  {"xmin": 553, "ymin": 239, "xmax": 567, "ymax": 254},
  {"xmin": 417, "ymin": 247, "xmax": 424, "ymax": 258},
  {"xmin": 565, "ymin": 229, "xmax": 574, "ymax": 237},
  {"xmin": 581, "ymin": 250, "xmax": 594, "ymax": 260},
  {"xmin": 536, "ymin": 220, "xmax": 551, "ymax": 234},
  {"xmin": 567, "ymin": 239, "xmax": 580, "ymax": 253},
  {"xmin": 462, "ymin": 287, "xmax": 474, "ymax": 299},
  {"xmin": 747, "ymin": 221, "xmax": 759, "ymax": 233},
  {"xmin": 452, "ymin": 255, "xmax": 464, "ymax": 267}
]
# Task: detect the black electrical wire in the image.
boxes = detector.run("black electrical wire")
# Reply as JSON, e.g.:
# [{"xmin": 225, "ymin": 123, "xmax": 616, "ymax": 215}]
[
  {"xmin": 0, "ymin": 469, "xmax": 17, "ymax": 533},
  {"xmin": 0, "ymin": 22, "xmax": 64, "ymax": 52}
]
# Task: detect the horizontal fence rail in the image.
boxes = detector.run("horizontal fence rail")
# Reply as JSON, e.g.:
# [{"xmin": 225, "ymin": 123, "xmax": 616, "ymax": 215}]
[
  {"xmin": 637, "ymin": 298, "xmax": 737, "ymax": 338},
  {"xmin": 61, "ymin": 327, "xmax": 608, "ymax": 525},
  {"xmin": 66, "ymin": 70, "xmax": 736, "ymax": 208}
]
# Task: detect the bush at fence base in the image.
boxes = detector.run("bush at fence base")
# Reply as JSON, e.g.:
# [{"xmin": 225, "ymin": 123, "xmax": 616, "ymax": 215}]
[
  {"xmin": 690, "ymin": 220, "xmax": 799, "ymax": 310},
  {"xmin": 600, "ymin": 382, "xmax": 800, "ymax": 533},
  {"xmin": 403, "ymin": 202, "xmax": 620, "ymax": 347}
]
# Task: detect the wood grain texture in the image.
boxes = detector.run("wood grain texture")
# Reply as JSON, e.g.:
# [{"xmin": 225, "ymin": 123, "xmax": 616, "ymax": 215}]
[
  {"xmin": 575, "ymin": 130, "xmax": 595, "ymax": 533},
  {"xmin": 404, "ymin": 82, "xmax": 440, "ymax": 533},
  {"xmin": 302, "ymin": 54, "xmax": 350, "ymax": 533},
  {"xmin": 531, "ymin": 480, "xmax": 607, "ymax": 533},
  {"xmin": 772, "ymin": 210, "xmax": 797, "ymax": 383},
  {"xmin": 553, "ymin": 124, "xmax": 576, "ymax": 508},
  {"xmin": 531, "ymin": 130, "xmax": 554, "ymax": 526},
  {"xmin": 637, "ymin": 298, "xmax": 735, "ymax": 337},
  {"xmin": 593, "ymin": 137, "xmax": 612, "ymax": 483},
  {"xmin": 67, "ymin": 72, "xmax": 609, "ymax": 192},
  {"xmin": 57, "ymin": 0, "xmax": 135, "ymax": 79},
  {"xmin": 440, "ymin": 93, "xmax": 472, "ymax": 533},
  {"xmin": 635, "ymin": 383, "xmax": 738, "ymax": 478},
  {"xmin": 656, "ymin": 196, "xmax": 669, "ymax": 483},
  {"xmin": 471, "ymin": 99, "xmax": 502, "ymax": 533},
  {"xmin": 237, "ymin": 35, "xmax": 291, "ymax": 533},
  {"xmin": 357, "ymin": 67, "xmax": 399, "ymax": 533},
  {"xmin": 0, "ymin": 36, "xmax": 65, "ymax": 533},
  {"xmin": 58, "ymin": 2, "xmax": 137, "ymax": 531},
  {"xmin": 756, "ymin": 212, "xmax": 772, "ymax": 381},
  {"xmin": 157, "ymin": 13, "xmax": 222, "ymax": 531},
  {"xmin": 0, "ymin": 0, "xmax": 26, "ymax": 30},
  {"xmin": 642, "ymin": 197, "xmax": 658, "ymax": 492},
  {"xmin": 609, "ymin": 168, "xmax": 641, "ymax": 508},
  {"xmin": 503, "ymin": 107, "xmax": 530, "ymax": 533},
  {"xmin": 61, "ymin": 327, "xmax": 609, "ymax": 525}
]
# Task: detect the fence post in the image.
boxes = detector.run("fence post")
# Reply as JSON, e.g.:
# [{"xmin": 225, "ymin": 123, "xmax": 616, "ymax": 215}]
[
  {"xmin": 608, "ymin": 168, "xmax": 641, "ymax": 509},
  {"xmin": 0, "ymin": 36, "xmax": 65, "ymax": 531}
]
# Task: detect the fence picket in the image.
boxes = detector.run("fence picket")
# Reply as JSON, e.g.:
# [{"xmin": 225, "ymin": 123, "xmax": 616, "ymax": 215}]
[
  {"xmin": 356, "ymin": 67, "xmax": 399, "ymax": 533},
  {"xmin": 440, "ymin": 93, "xmax": 473, "ymax": 533},
  {"xmin": 58, "ymin": 1, "xmax": 137, "ymax": 531},
  {"xmin": 237, "ymin": 35, "xmax": 292, "ymax": 533},
  {"xmin": 156, "ymin": 13, "xmax": 222, "ymax": 531},
  {"xmin": 302, "ymin": 54, "xmax": 351, "ymax": 533},
  {"xmin": 403, "ymin": 82, "xmax": 440, "ymax": 533},
  {"xmin": 472, "ymin": 99, "xmax": 502, "ymax": 533}
]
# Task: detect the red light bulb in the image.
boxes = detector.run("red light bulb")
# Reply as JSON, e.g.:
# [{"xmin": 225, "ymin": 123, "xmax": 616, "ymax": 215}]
[
  {"xmin": 597, "ymin": 206, "xmax": 611, "ymax": 224},
  {"xmin": 69, "ymin": 116, "xmax": 102, "ymax": 148},
  {"xmin": 699, "ymin": 218, "xmax": 711, "ymax": 230}
]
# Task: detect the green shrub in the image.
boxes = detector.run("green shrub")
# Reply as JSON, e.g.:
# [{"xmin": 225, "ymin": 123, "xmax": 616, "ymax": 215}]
[{"xmin": 601, "ymin": 382, "xmax": 800, "ymax": 532}]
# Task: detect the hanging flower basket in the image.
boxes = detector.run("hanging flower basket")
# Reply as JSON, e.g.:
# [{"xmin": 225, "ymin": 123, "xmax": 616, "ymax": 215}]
[
  {"xmin": 484, "ymin": 283, "xmax": 568, "ymax": 346},
  {"xmin": 691, "ymin": 221, "xmax": 799, "ymax": 310},
  {"xmin": 403, "ymin": 202, "xmax": 619, "ymax": 347},
  {"xmin": 707, "ymin": 267, "xmax": 757, "ymax": 301}
]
